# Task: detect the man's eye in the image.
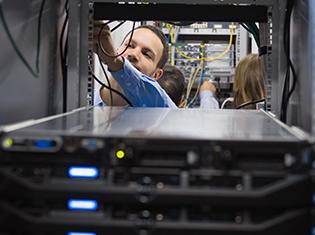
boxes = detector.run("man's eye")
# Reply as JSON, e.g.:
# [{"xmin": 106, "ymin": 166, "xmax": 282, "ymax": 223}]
[{"xmin": 143, "ymin": 52, "xmax": 152, "ymax": 59}]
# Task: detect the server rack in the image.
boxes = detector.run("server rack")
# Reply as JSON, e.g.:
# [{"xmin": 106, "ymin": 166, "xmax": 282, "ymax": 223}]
[
  {"xmin": 0, "ymin": 107, "xmax": 312, "ymax": 234},
  {"xmin": 67, "ymin": 0, "xmax": 287, "ymax": 113}
]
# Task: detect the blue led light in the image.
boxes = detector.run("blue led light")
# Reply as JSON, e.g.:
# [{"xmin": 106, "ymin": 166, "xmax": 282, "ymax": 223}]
[
  {"xmin": 68, "ymin": 199, "xmax": 98, "ymax": 211},
  {"xmin": 67, "ymin": 233, "xmax": 96, "ymax": 235},
  {"xmin": 312, "ymin": 227, "xmax": 315, "ymax": 235},
  {"xmin": 313, "ymin": 193, "xmax": 315, "ymax": 205},
  {"xmin": 33, "ymin": 140, "xmax": 56, "ymax": 149},
  {"xmin": 68, "ymin": 166, "xmax": 99, "ymax": 178}
]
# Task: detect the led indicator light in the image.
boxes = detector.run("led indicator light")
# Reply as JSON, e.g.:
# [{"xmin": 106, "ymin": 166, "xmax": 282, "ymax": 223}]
[
  {"xmin": 68, "ymin": 199, "xmax": 98, "ymax": 211},
  {"xmin": 67, "ymin": 233, "xmax": 96, "ymax": 235},
  {"xmin": 68, "ymin": 167, "xmax": 99, "ymax": 178},
  {"xmin": 33, "ymin": 140, "xmax": 56, "ymax": 149},
  {"xmin": 2, "ymin": 137, "xmax": 13, "ymax": 148},
  {"xmin": 116, "ymin": 150, "xmax": 125, "ymax": 159},
  {"xmin": 214, "ymin": 24, "xmax": 222, "ymax": 29}
]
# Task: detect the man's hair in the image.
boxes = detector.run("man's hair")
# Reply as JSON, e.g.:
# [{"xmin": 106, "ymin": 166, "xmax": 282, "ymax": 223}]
[
  {"xmin": 158, "ymin": 64, "xmax": 186, "ymax": 106},
  {"xmin": 124, "ymin": 25, "xmax": 169, "ymax": 69},
  {"xmin": 233, "ymin": 54, "xmax": 266, "ymax": 109}
]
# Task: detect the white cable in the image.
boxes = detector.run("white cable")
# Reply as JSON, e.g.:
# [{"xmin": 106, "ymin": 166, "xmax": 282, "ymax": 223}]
[{"xmin": 221, "ymin": 97, "xmax": 234, "ymax": 109}]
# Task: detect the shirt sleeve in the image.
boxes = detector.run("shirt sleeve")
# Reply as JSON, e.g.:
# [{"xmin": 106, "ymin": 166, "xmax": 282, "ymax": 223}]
[
  {"xmin": 110, "ymin": 58, "xmax": 177, "ymax": 108},
  {"xmin": 93, "ymin": 88, "xmax": 105, "ymax": 106},
  {"xmin": 199, "ymin": 90, "xmax": 219, "ymax": 109}
]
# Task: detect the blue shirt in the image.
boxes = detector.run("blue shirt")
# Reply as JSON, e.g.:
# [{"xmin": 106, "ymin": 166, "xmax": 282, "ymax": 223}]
[
  {"xmin": 94, "ymin": 88, "xmax": 104, "ymax": 106},
  {"xmin": 109, "ymin": 59, "xmax": 177, "ymax": 108},
  {"xmin": 199, "ymin": 90, "xmax": 219, "ymax": 109}
]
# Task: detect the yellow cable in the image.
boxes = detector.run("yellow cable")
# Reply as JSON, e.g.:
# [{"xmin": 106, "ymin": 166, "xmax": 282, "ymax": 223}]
[
  {"xmin": 188, "ymin": 79, "xmax": 202, "ymax": 106},
  {"xmin": 185, "ymin": 59, "xmax": 204, "ymax": 108},
  {"xmin": 179, "ymin": 99, "xmax": 187, "ymax": 108},
  {"xmin": 169, "ymin": 26, "xmax": 176, "ymax": 66},
  {"xmin": 175, "ymin": 48, "xmax": 200, "ymax": 61},
  {"xmin": 203, "ymin": 27, "xmax": 233, "ymax": 61},
  {"xmin": 174, "ymin": 23, "xmax": 235, "ymax": 107},
  {"xmin": 187, "ymin": 44, "xmax": 204, "ymax": 96},
  {"xmin": 184, "ymin": 68, "xmax": 198, "ymax": 108},
  {"xmin": 187, "ymin": 61, "xmax": 203, "ymax": 94},
  {"xmin": 175, "ymin": 22, "xmax": 234, "ymax": 62},
  {"xmin": 171, "ymin": 31, "xmax": 175, "ymax": 66}
]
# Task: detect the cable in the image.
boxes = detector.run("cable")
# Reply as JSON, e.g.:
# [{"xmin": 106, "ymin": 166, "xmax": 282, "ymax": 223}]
[
  {"xmin": 236, "ymin": 98, "xmax": 265, "ymax": 109},
  {"xmin": 241, "ymin": 22, "xmax": 260, "ymax": 48},
  {"xmin": 246, "ymin": 22, "xmax": 260, "ymax": 48},
  {"xmin": 93, "ymin": 74, "xmax": 133, "ymax": 107},
  {"xmin": 0, "ymin": 2, "xmax": 46, "ymax": 78},
  {"xmin": 214, "ymin": 77, "xmax": 221, "ymax": 101},
  {"xmin": 97, "ymin": 52, "xmax": 113, "ymax": 107},
  {"xmin": 168, "ymin": 26, "xmax": 176, "ymax": 66},
  {"xmin": 95, "ymin": 20, "xmax": 136, "ymax": 107},
  {"xmin": 284, "ymin": 58, "xmax": 297, "ymax": 109},
  {"xmin": 165, "ymin": 21, "xmax": 195, "ymax": 26},
  {"xmin": 285, "ymin": 1, "xmax": 297, "ymax": 119},
  {"xmin": 185, "ymin": 61, "xmax": 204, "ymax": 106},
  {"xmin": 110, "ymin": 21, "xmax": 126, "ymax": 32},
  {"xmin": 95, "ymin": 20, "xmax": 127, "ymax": 106},
  {"xmin": 98, "ymin": 21, "xmax": 136, "ymax": 58},
  {"xmin": 280, "ymin": 0, "xmax": 297, "ymax": 123},
  {"xmin": 36, "ymin": 0, "xmax": 46, "ymax": 73},
  {"xmin": 179, "ymin": 66, "xmax": 196, "ymax": 108},
  {"xmin": 60, "ymin": 0, "xmax": 69, "ymax": 112},
  {"xmin": 240, "ymin": 23, "xmax": 251, "ymax": 32},
  {"xmin": 187, "ymin": 68, "xmax": 204, "ymax": 107},
  {"xmin": 175, "ymin": 23, "xmax": 234, "ymax": 62},
  {"xmin": 221, "ymin": 97, "xmax": 234, "ymax": 109},
  {"xmin": 203, "ymin": 29, "xmax": 233, "ymax": 61}
]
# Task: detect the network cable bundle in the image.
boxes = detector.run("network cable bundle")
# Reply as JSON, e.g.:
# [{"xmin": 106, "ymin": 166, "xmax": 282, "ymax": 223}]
[
  {"xmin": 0, "ymin": 106, "xmax": 312, "ymax": 235},
  {"xmin": 163, "ymin": 21, "xmax": 236, "ymax": 107}
]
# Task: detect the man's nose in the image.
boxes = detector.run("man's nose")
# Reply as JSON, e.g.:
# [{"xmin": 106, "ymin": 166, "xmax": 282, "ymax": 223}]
[{"xmin": 126, "ymin": 48, "xmax": 140, "ymax": 63}]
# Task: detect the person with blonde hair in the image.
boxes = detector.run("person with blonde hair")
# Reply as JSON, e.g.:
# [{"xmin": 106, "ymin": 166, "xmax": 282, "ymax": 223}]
[
  {"xmin": 233, "ymin": 53, "xmax": 265, "ymax": 109},
  {"xmin": 198, "ymin": 54, "xmax": 264, "ymax": 109}
]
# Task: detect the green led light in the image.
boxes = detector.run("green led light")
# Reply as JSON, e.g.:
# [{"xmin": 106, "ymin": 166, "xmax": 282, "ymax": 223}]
[
  {"xmin": 116, "ymin": 150, "xmax": 125, "ymax": 159},
  {"xmin": 2, "ymin": 137, "xmax": 13, "ymax": 148}
]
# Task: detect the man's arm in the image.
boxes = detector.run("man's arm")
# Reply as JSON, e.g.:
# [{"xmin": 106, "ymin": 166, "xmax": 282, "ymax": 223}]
[
  {"xmin": 199, "ymin": 80, "xmax": 219, "ymax": 109},
  {"xmin": 94, "ymin": 24, "xmax": 123, "ymax": 72},
  {"xmin": 99, "ymin": 77, "xmax": 127, "ymax": 106},
  {"xmin": 94, "ymin": 23, "xmax": 127, "ymax": 106},
  {"xmin": 110, "ymin": 59, "xmax": 177, "ymax": 108}
]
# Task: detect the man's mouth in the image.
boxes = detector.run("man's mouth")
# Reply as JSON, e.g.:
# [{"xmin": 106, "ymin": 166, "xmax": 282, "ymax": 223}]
[{"xmin": 132, "ymin": 64, "xmax": 141, "ymax": 72}]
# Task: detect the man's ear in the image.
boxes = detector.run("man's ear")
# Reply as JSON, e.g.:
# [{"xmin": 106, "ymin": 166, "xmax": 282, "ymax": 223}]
[{"xmin": 152, "ymin": 68, "xmax": 163, "ymax": 81}]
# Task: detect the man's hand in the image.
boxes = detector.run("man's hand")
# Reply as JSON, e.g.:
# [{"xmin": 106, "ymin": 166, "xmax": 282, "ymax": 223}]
[
  {"xmin": 93, "ymin": 22, "xmax": 123, "ymax": 72},
  {"xmin": 200, "ymin": 80, "xmax": 217, "ymax": 94}
]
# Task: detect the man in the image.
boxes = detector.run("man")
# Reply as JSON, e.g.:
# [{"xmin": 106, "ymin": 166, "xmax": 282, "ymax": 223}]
[
  {"xmin": 94, "ymin": 23, "xmax": 177, "ymax": 108},
  {"xmin": 199, "ymin": 80, "xmax": 219, "ymax": 109},
  {"xmin": 157, "ymin": 64, "xmax": 186, "ymax": 106}
]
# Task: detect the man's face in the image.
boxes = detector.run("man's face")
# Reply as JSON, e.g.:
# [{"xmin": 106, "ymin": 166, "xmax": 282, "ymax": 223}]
[{"xmin": 119, "ymin": 28, "xmax": 164, "ymax": 80}]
